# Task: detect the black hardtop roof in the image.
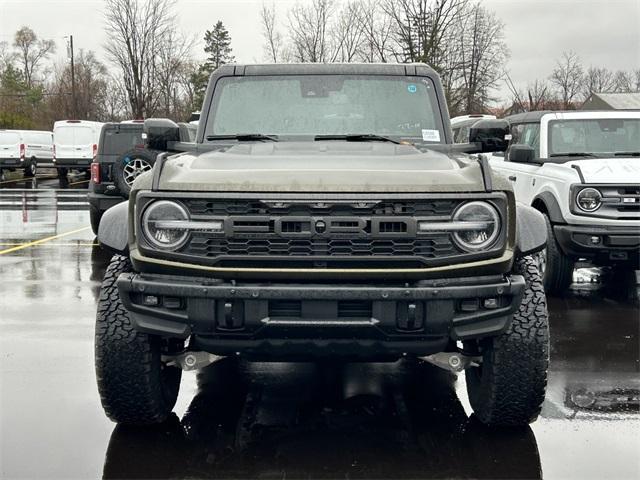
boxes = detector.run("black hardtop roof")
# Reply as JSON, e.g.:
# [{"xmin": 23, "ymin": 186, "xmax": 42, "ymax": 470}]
[{"xmin": 213, "ymin": 63, "xmax": 438, "ymax": 77}]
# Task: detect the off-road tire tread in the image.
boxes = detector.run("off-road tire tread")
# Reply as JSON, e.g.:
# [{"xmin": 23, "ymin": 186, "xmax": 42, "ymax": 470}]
[
  {"xmin": 95, "ymin": 255, "xmax": 181, "ymax": 425},
  {"xmin": 542, "ymin": 213, "xmax": 574, "ymax": 294},
  {"xmin": 466, "ymin": 255, "xmax": 549, "ymax": 426}
]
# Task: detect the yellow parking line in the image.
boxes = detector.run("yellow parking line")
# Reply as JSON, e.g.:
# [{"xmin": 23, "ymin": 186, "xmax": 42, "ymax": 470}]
[
  {"xmin": 0, "ymin": 226, "xmax": 91, "ymax": 255},
  {"xmin": 68, "ymin": 179, "xmax": 90, "ymax": 186}
]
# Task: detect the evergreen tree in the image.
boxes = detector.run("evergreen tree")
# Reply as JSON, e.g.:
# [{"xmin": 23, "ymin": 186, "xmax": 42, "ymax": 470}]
[
  {"xmin": 203, "ymin": 21, "xmax": 235, "ymax": 71},
  {"xmin": 192, "ymin": 21, "xmax": 235, "ymax": 110}
]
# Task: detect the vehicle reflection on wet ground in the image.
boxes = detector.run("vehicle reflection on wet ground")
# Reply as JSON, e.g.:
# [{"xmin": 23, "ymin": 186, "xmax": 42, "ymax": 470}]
[{"xmin": 0, "ymin": 188, "xmax": 638, "ymax": 479}]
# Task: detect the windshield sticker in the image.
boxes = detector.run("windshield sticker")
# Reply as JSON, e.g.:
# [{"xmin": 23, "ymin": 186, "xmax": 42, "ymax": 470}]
[
  {"xmin": 422, "ymin": 129, "xmax": 440, "ymax": 142},
  {"xmin": 407, "ymin": 84, "xmax": 417, "ymax": 93}
]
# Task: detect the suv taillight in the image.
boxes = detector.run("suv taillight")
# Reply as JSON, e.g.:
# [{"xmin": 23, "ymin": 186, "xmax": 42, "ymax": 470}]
[
  {"xmin": 91, "ymin": 162, "xmax": 100, "ymax": 184},
  {"xmin": 52, "ymin": 144, "xmax": 56, "ymax": 162},
  {"xmin": 93, "ymin": 143, "xmax": 98, "ymax": 159},
  {"xmin": 19, "ymin": 143, "xmax": 25, "ymax": 161}
]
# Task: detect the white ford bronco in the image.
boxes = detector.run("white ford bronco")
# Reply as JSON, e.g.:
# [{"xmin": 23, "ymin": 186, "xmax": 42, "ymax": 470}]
[{"xmin": 490, "ymin": 110, "xmax": 640, "ymax": 293}]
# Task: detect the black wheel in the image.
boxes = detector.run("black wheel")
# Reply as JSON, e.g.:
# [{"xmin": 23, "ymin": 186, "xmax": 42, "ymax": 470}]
[
  {"xmin": 57, "ymin": 167, "xmax": 68, "ymax": 179},
  {"xmin": 95, "ymin": 255, "xmax": 182, "ymax": 425},
  {"xmin": 113, "ymin": 149, "xmax": 157, "ymax": 198},
  {"xmin": 89, "ymin": 205, "xmax": 103, "ymax": 235},
  {"xmin": 465, "ymin": 255, "xmax": 549, "ymax": 426},
  {"xmin": 24, "ymin": 157, "xmax": 37, "ymax": 177},
  {"xmin": 537, "ymin": 213, "xmax": 574, "ymax": 294}
]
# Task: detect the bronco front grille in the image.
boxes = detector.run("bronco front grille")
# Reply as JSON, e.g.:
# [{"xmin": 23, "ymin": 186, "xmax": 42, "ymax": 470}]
[{"xmin": 136, "ymin": 194, "xmax": 508, "ymax": 270}]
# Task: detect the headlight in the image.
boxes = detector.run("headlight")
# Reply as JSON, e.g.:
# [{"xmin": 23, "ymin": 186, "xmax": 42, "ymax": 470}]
[
  {"xmin": 417, "ymin": 201, "xmax": 500, "ymax": 252},
  {"xmin": 142, "ymin": 200, "xmax": 190, "ymax": 250},
  {"xmin": 576, "ymin": 188, "xmax": 602, "ymax": 212},
  {"xmin": 451, "ymin": 201, "xmax": 500, "ymax": 251}
]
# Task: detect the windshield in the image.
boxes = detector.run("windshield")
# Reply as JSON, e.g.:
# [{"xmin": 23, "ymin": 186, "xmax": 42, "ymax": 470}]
[
  {"xmin": 205, "ymin": 75, "xmax": 444, "ymax": 142},
  {"xmin": 55, "ymin": 126, "xmax": 93, "ymax": 145},
  {"xmin": 549, "ymin": 118, "xmax": 640, "ymax": 156}
]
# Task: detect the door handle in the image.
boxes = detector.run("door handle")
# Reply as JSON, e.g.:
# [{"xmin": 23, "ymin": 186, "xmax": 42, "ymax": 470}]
[{"xmin": 508, "ymin": 175, "xmax": 517, "ymax": 181}]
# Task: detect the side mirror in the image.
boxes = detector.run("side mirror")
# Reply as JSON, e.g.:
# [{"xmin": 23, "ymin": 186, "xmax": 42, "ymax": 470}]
[
  {"xmin": 468, "ymin": 119, "xmax": 510, "ymax": 153},
  {"xmin": 143, "ymin": 118, "xmax": 180, "ymax": 151},
  {"xmin": 508, "ymin": 144, "xmax": 535, "ymax": 163}
]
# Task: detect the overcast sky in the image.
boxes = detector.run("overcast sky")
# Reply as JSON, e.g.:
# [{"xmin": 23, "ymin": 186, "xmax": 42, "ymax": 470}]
[{"xmin": 1, "ymin": 0, "xmax": 638, "ymax": 102}]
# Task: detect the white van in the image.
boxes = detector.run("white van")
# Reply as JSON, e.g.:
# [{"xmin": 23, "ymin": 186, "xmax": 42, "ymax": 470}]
[
  {"xmin": 53, "ymin": 120, "xmax": 104, "ymax": 178},
  {"xmin": 0, "ymin": 129, "xmax": 54, "ymax": 179}
]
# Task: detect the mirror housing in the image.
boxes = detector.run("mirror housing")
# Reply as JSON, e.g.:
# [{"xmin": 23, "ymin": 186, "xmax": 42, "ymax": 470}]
[
  {"xmin": 508, "ymin": 144, "xmax": 536, "ymax": 163},
  {"xmin": 143, "ymin": 118, "xmax": 180, "ymax": 151},
  {"xmin": 468, "ymin": 119, "xmax": 510, "ymax": 153}
]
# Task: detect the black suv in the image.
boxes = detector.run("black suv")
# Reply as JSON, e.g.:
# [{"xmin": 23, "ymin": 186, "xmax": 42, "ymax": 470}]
[
  {"xmin": 95, "ymin": 63, "xmax": 549, "ymax": 427},
  {"xmin": 89, "ymin": 121, "xmax": 196, "ymax": 234}
]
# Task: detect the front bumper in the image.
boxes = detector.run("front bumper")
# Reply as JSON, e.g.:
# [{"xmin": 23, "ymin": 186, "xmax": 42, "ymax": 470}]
[
  {"xmin": 117, "ymin": 272, "xmax": 525, "ymax": 359},
  {"xmin": 554, "ymin": 224, "xmax": 640, "ymax": 265}
]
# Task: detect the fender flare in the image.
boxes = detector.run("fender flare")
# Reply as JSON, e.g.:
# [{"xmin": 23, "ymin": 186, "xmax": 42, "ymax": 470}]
[
  {"xmin": 515, "ymin": 202, "xmax": 547, "ymax": 257},
  {"xmin": 98, "ymin": 201, "xmax": 129, "ymax": 255},
  {"xmin": 531, "ymin": 191, "xmax": 564, "ymax": 224}
]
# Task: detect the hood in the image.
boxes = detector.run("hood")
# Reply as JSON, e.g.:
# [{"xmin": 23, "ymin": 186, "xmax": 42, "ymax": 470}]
[
  {"xmin": 568, "ymin": 157, "xmax": 640, "ymax": 184},
  {"xmin": 148, "ymin": 141, "xmax": 494, "ymax": 193}
]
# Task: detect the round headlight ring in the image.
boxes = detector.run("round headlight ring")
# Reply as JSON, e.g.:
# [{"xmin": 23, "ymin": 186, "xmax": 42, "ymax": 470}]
[
  {"xmin": 142, "ymin": 200, "xmax": 190, "ymax": 250},
  {"xmin": 576, "ymin": 188, "xmax": 602, "ymax": 212},
  {"xmin": 452, "ymin": 201, "xmax": 501, "ymax": 252}
]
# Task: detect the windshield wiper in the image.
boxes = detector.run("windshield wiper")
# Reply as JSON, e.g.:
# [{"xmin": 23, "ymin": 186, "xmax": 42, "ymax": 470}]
[
  {"xmin": 314, "ymin": 134, "xmax": 401, "ymax": 145},
  {"xmin": 549, "ymin": 152, "xmax": 598, "ymax": 158},
  {"xmin": 614, "ymin": 151, "xmax": 640, "ymax": 157},
  {"xmin": 206, "ymin": 133, "xmax": 279, "ymax": 142}
]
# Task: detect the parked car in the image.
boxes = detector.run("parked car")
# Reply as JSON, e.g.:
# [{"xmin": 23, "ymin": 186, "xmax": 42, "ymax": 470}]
[
  {"xmin": 53, "ymin": 120, "xmax": 104, "ymax": 178},
  {"xmin": 0, "ymin": 129, "xmax": 53, "ymax": 180},
  {"xmin": 95, "ymin": 63, "xmax": 549, "ymax": 427},
  {"xmin": 88, "ymin": 121, "xmax": 196, "ymax": 234},
  {"xmin": 451, "ymin": 114, "xmax": 496, "ymax": 143},
  {"xmin": 490, "ymin": 110, "xmax": 640, "ymax": 293}
]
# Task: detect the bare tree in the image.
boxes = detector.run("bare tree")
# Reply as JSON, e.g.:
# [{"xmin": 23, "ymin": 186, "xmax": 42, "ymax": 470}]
[
  {"xmin": 287, "ymin": 0, "xmax": 338, "ymax": 62},
  {"xmin": 550, "ymin": 51, "xmax": 584, "ymax": 109},
  {"xmin": 0, "ymin": 41, "xmax": 17, "ymax": 73},
  {"xmin": 13, "ymin": 26, "xmax": 56, "ymax": 88},
  {"xmin": 455, "ymin": 4, "xmax": 508, "ymax": 113},
  {"xmin": 331, "ymin": 2, "xmax": 365, "ymax": 62},
  {"xmin": 612, "ymin": 70, "xmax": 638, "ymax": 92},
  {"xmin": 581, "ymin": 66, "xmax": 615, "ymax": 100},
  {"xmin": 352, "ymin": 0, "xmax": 394, "ymax": 62},
  {"xmin": 260, "ymin": 3, "xmax": 285, "ymax": 62},
  {"xmin": 155, "ymin": 29, "xmax": 195, "ymax": 118},
  {"xmin": 47, "ymin": 50, "xmax": 109, "ymax": 121},
  {"xmin": 382, "ymin": 0, "xmax": 469, "ymax": 67},
  {"xmin": 104, "ymin": 0, "xmax": 177, "ymax": 118}
]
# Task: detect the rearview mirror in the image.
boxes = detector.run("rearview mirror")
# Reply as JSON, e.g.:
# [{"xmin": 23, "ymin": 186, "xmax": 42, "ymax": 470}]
[
  {"xmin": 508, "ymin": 144, "xmax": 535, "ymax": 163},
  {"xmin": 143, "ymin": 118, "xmax": 180, "ymax": 151},
  {"xmin": 468, "ymin": 119, "xmax": 510, "ymax": 153}
]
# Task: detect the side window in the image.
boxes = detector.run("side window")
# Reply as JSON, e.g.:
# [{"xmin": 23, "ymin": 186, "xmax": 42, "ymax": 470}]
[
  {"xmin": 453, "ymin": 125, "xmax": 469, "ymax": 143},
  {"xmin": 520, "ymin": 123, "xmax": 541, "ymax": 158}
]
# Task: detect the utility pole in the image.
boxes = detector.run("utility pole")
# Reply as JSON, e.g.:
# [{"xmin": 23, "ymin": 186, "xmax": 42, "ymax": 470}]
[{"xmin": 68, "ymin": 35, "xmax": 77, "ymax": 118}]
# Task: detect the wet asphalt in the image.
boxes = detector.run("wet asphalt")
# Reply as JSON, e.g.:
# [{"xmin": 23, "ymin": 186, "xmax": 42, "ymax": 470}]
[{"xmin": 0, "ymin": 170, "xmax": 638, "ymax": 479}]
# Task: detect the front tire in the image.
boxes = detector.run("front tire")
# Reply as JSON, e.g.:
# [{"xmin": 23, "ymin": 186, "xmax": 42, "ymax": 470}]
[
  {"xmin": 465, "ymin": 255, "xmax": 549, "ymax": 426},
  {"xmin": 539, "ymin": 213, "xmax": 574, "ymax": 294},
  {"xmin": 95, "ymin": 255, "xmax": 182, "ymax": 425}
]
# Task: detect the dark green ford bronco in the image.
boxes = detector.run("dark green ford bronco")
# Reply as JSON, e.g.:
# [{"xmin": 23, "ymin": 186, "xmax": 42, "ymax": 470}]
[{"xmin": 95, "ymin": 63, "xmax": 549, "ymax": 427}]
